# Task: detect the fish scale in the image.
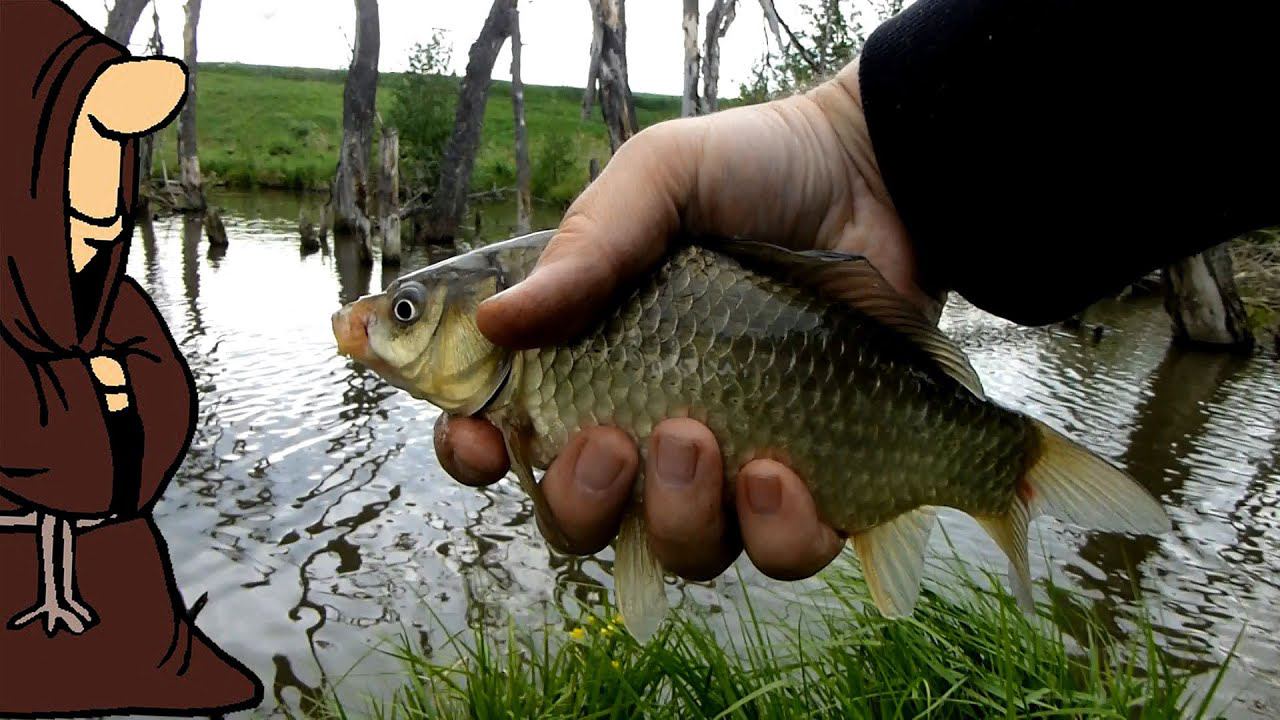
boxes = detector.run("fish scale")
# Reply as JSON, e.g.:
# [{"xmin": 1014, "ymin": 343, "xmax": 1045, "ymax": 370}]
[{"xmin": 516, "ymin": 243, "xmax": 1031, "ymax": 532}]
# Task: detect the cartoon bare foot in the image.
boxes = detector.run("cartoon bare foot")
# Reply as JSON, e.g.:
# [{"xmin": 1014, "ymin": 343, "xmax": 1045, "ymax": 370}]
[
  {"xmin": 6, "ymin": 513, "xmax": 95, "ymax": 635},
  {"xmin": 8, "ymin": 600, "xmax": 91, "ymax": 635}
]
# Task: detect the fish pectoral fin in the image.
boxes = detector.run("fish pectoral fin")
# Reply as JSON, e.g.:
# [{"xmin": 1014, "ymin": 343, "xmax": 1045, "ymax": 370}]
[
  {"xmin": 705, "ymin": 238, "xmax": 985, "ymax": 399},
  {"xmin": 497, "ymin": 422, "xmax": 573, "ymax": 552},
  {"xmin": 614, "ymin": 510, "xmax": 668, "ymax": 643},
  {"xmin": 1023, "ymin": 420, "xmax": 1171, "ymax": 534},
  {"xmin": 974, "ymin": 500, "xmax": 1035, "ymax": 613},
  {"xmin": 851, "ymin": 506, "xmax": 937, "ymax": 618}
]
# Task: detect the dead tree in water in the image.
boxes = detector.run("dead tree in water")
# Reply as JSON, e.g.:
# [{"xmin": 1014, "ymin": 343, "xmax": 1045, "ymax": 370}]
[
  {"xmin": 420, "ymin": 0, "xmax": 514, "ymax": 243},
  {"xmin": 700, "ymin": 0, "xmax": 737, "ymax": 114},
  {"xmin": 105, "ymin": 0, "xmax": 149, "ymax": 45},
  {"xmin": 1164, "ymin": 246, "xmax": 1254, "ymax": 350},
  {"xmin": 330, "ymin": 0, "xmax": 380, "ymax": 261},
  {"xmin": 176, "ymin": 0, "xmax": 205, "ymax": 210},
  {"xmin": 681, "ymin": 0, "xmax": 700, "ymax": 117},
  {"xmin": 379, "ymin": 127, "xmax": 401, "ymax": 265},
  {"xmin": 584, "ymin": 0, "xmax": 637, "ymax": 154},
  {"xmin": 510, "ymin": 3, "xmax": 532, "ymax": 234}
]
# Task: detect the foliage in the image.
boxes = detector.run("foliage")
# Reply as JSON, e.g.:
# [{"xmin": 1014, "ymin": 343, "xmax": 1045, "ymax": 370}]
[
  {"xmin": 739, "ymin": 0, "xmax": 905, "ymax": 103},
  {"xmin": 531, "ymin": 132, "xmax": 578, "ymax": 204},
  {"xmin": 385, "ymin": 31, "xmax": 458, "ymax": 191},
  {"xmin": 316, "ymin": 555, "xmax": 1233, "ymax": 719},
  {"xmin": 148, "ymin": 63, "xmax": 682, "ymax": 207}
]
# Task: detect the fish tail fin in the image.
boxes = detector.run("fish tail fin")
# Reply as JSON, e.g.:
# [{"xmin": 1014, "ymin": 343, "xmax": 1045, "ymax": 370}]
[
  {"xmin": 614, "ymin": 509, "xmax": 668, "ymax": 643},
  {"xmin": 976, "ymin": 420, "xmax": 1172, "ymax": 613},
  {"xmin": 1022, "ymin": 419, "xmax": 1171, "ymax": 535},
  {"xmin": 852, "ymin": 507, "xmax": 937, "ymax": 618}
]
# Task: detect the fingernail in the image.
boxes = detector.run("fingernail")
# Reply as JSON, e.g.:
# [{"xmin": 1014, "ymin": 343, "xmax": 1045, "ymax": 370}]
[
  {"xmin": 575, "ymin": 440, "xmax": 625, "ymax": 492},
  {"xmin": 655, "ymin": 435, "xmax": 698, "ymax": 488},
  {"xmin": 746, "ymin": 473, "xmax": 781, "ymax": 515}
]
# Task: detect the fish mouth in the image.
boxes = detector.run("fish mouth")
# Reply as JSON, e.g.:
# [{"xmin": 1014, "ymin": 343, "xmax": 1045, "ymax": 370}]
[{"xmin": 332, "ymin": 300, "xmax": 374, "ymax": 360}]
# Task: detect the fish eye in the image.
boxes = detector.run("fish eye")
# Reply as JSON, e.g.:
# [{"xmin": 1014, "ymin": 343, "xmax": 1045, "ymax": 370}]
[{"xmin": 392, "ymin": 283, "xmax": 426, "ymax": 324}]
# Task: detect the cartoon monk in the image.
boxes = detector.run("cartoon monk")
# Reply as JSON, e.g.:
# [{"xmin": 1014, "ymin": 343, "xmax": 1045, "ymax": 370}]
[{"xmin": 1, "ymin": 1, "xmax": 262, "ymax": 714}]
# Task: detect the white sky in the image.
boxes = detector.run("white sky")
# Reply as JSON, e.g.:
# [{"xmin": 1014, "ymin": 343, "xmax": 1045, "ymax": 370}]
[{"xmin": 62, "ymin": 0, "xmax": 888, "ymax": 97}]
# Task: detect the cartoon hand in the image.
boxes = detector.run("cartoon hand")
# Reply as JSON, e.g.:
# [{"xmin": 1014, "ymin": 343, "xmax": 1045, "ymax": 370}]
[
  {"xmin": 69, "ymin": 58, "xmax": 187, "ymax": 272},
  {"xmin": 90, "ymin": 356, "xmax": 129, "ymax": 411}
]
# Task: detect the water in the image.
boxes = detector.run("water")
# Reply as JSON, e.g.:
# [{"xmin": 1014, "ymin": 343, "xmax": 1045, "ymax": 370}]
[{"xmin": 126, "ymin": 191, "xmax": 1278, "ymax": 718}]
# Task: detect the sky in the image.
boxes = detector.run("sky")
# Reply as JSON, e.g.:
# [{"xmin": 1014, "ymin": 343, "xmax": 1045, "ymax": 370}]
[{"xmin": 61, "ymin": 0, "xmax": 890, "ymax": 98}]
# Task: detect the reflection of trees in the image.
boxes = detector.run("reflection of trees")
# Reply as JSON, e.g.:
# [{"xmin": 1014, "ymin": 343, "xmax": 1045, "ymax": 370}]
[
  {"xmin": 1067, "ymin": 346, "xmax": 1246, "ymax": 661},
  {"xmin": 181, "ymin": 212, "xmax": 206, "ymax": 341},
  {"xmin": 333, "ymin": 233, "xmax": 372, "ymax": 305},
  {"xmin": 135, "ymin": 207, "xmax": 164, "ymax": 294}
]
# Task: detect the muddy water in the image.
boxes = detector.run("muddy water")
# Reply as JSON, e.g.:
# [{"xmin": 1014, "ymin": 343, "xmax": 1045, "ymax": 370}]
[{"xmin": 127, "ymin": 191, "xmax": 1277, "ymax": 718}]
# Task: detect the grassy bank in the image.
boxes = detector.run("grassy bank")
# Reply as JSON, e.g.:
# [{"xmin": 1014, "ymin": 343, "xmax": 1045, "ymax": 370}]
[
  {"xmin": 1234, "ymin": 228, "xmax": 1280, "ymax": 337},
  {"xmin": 150, "ymin": 63, "xmax": 683, "ymax": 203},
  {"xmin": 317, "ymin": 557, "xmax": 1230, "ymax": 719}
]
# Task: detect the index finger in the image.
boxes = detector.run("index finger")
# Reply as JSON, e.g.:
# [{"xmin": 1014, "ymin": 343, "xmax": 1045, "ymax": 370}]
[{"xmin": 475, "ymin": 121, "xmax": 704, "ymax": 349}]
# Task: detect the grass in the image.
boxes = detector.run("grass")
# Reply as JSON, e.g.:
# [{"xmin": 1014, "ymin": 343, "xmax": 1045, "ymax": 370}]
[
  {"xmin": 313, "ymin": 555, "xmax": 1233, "ymax": 719},
  {"xmin": 149, "ymin": 62, "xmax": 685, "ymax": 204},
  {"xmin": 1232, "ymin": 228, "xmax": 1280, "ymax": 337}
]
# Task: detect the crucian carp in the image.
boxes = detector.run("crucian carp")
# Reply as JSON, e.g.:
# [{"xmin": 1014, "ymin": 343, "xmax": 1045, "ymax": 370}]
[{"xmin": 332, "ymin": 230, "xmax": 1170, "ymax": 642}]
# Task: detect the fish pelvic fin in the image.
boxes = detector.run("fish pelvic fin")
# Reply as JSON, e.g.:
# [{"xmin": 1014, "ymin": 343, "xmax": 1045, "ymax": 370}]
[
  {"xmin": 614, "ymin": 510, "xmax": 668, "ymax": 643},
  {"xmin": 975, "ymin": 500, "xmax": 1035, "ymax": 613},
  {"xmin": 852, "ymin": 506, "xmax": 937, "ymax": 618},
  {"xmin": 1023, "ymin": 420, "xmax": 1171, "ymax": 535}
]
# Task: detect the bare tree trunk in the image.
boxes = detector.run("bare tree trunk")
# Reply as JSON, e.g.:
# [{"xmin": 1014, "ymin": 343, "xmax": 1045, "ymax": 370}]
[
  {"xmin": 582, "ymin": 1, "xmax": 604, "ymax": 120},
  {"xmin": 682, "ymin": 0, "xmax": 700, "ymax": 117},
  {"xmin": 330, "ymin": 0, "xmax": 380, "ymax": 260},
  {"xmin": 701, "ymin": 0, "xmax": 737, "ymax": 114},
  {"xmin": 510, "ymin": 3, "xmax": 532, "ymax": 234},
  {"xmin": 421, "ymin": 0, "xmax": 514, "ymax": 244},
  {"xmin": 756, "ymin": 0, "xmax": 785, "ymax": 52},
  {"xmin": 105, "ymin": 0, "xmax": 149, "ymax": 45},
  {"xmin": 136, "ymin": 2, "xmax": 163, "ymax": 208},
  {"xmin": 177, "ymin": 0, "xmax": 204, "ymax": 211},
  {"xmin": 587, "ymin": 0, "xmax": 638, "ymax": 154},
  {"xmin": 1163, "ymin": 245, "xmax": 1254, "ymax": 350},
  {"xmin": 379, "ymin": 126, "xmax": 401, "ymax": 265}
]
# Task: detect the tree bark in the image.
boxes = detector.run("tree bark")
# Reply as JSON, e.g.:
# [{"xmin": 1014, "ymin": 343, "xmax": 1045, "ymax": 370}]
[
  {"xmin": 1163, "ymin": 245, "xmax": 1254, "ymax": 350},
  {"xmin": 330, "ymin": 0, "xmax": 380, "ymax": 250},
  {"xmin": 421, "ymin": 0, "xmax": 514, "ymax": 244},
  {"xmin": 582, "ymin": 1, "xmax": 604, "ymax": 120},
  {"xmin": 177, "ymin": 0, "xmax": 204, "ymax": 211},
  {"xmin": 701, "ymin": 0, "xmax": 737, "ymax": 114},
  {"xmin": 682, "ymin": 0, "xmax": 700, "ymax": 117},
  {"xmin": 105, "ymin": 0, "xmax": 149, "ymax": 45},
  {"xmin": 510, "ymin": 3, "xmax": 533, "ymax": 234},
  {"xmin": 587, "ymin": 0, "xmax": 638, "ymax": 154},
  {"xmin": 379, "ymin": 126, "xmax": 401, "ymax": 265},
  {"xmin": 136, "ymin": 2, "xmax": 163, "ymax": 206},
  {"xmin": 756, "ymin": 0, "xmax": 785, "ymax": 53}
]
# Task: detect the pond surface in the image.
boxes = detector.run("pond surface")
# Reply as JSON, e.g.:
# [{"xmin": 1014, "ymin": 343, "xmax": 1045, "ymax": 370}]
[{"xmin": 128, "ymin": 191, "xmax": 1277, "ymax": 718}]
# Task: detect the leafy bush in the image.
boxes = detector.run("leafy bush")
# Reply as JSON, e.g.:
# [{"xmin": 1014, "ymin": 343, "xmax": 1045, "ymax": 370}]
[
  {"xmin": 532, "ymin": 132, "xmax": 577, "ymax": 202},
  {"xmin": 385, "ymin": 31, "xmax": 458, "ymax": 191}
]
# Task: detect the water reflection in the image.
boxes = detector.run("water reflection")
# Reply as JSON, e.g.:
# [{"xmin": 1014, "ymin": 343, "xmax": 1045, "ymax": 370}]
[{"xmin": 125, "ymin": 191, "xmax": 1279, "ymax": 718}]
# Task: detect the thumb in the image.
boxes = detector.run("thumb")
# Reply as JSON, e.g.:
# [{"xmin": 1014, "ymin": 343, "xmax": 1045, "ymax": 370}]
[{"xmin": 476, "ymin": 121, "xmax": 704, "ymax": 349}]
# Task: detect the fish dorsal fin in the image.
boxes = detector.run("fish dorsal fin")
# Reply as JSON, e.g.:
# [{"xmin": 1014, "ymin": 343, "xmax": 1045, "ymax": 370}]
[
  {"xmin": 706, "ymin": 238, "xmax": 985, "ymax": 399},
  {"xmin": 852, "ymin": 507, "xmax": 937, "ymax": 617}
]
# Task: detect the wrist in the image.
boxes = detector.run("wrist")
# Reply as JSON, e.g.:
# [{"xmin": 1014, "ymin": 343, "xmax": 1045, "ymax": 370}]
[{"xmin": 805, "ymin": 61, "xmax": 894, "ymax": 211}]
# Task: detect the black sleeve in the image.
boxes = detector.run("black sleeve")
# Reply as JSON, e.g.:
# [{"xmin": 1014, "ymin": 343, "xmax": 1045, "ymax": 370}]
[{"xmin": 858, "ymin": 0, "xmax": 1280, "ymax": 325}]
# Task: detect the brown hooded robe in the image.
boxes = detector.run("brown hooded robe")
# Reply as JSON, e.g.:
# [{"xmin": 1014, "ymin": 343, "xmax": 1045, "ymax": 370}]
[{"xmin": 0, "ymin": 1, "xmax": 261, "ymax": 714}]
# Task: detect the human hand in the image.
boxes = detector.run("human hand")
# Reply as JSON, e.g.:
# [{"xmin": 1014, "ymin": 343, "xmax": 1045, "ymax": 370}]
[
  {"xmin": 437, "ymin": 61, "xmax": 924, "ymax": 582},
  {"xmin": 90, "ymin": 356, "xmax": 129, "ymax": 412}
]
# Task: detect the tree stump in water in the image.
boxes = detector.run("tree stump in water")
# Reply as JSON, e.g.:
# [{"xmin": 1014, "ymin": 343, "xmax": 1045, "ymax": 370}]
[
  {"xmin": 1163, "ymin": 245, "xmax": 1253, "ymax": 351},
  {"xmin": 379, "ymin": 126, "xmax": 401, "ymax": 266},
  {"xmin": 203, "ymin": 208, "xmax": 228, "ymax": 247}
]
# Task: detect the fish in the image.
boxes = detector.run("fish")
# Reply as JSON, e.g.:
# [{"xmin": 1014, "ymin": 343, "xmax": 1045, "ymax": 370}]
[{"xmin": 331, "ymin": 230, "xmax": 1171, "ymax": 641}]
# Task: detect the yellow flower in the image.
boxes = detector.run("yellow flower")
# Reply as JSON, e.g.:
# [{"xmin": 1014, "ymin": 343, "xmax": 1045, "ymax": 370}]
[
  {"xmin": 585, "ymin": 616, "xmax": 596, "ymax": 625},
  {"xmin": 611, "ymin": 660, "xmax": 621, "ymax": 670},
  {"xmin": 613, "ymin": 613, "xmax": 624, "ymax": 625},
  {"xmin": 569, "ymin": 627, "xmax": 586, "ymax": 641},
  {"xmin": 600, "ymin": 625, "xmax": 613, "ymax": 637}
]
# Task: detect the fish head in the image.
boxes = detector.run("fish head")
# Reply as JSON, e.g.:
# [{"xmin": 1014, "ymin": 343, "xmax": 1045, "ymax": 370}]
[{"xmin": 332, "ymin": 254, "xmax": 512, "ymax": 416}]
